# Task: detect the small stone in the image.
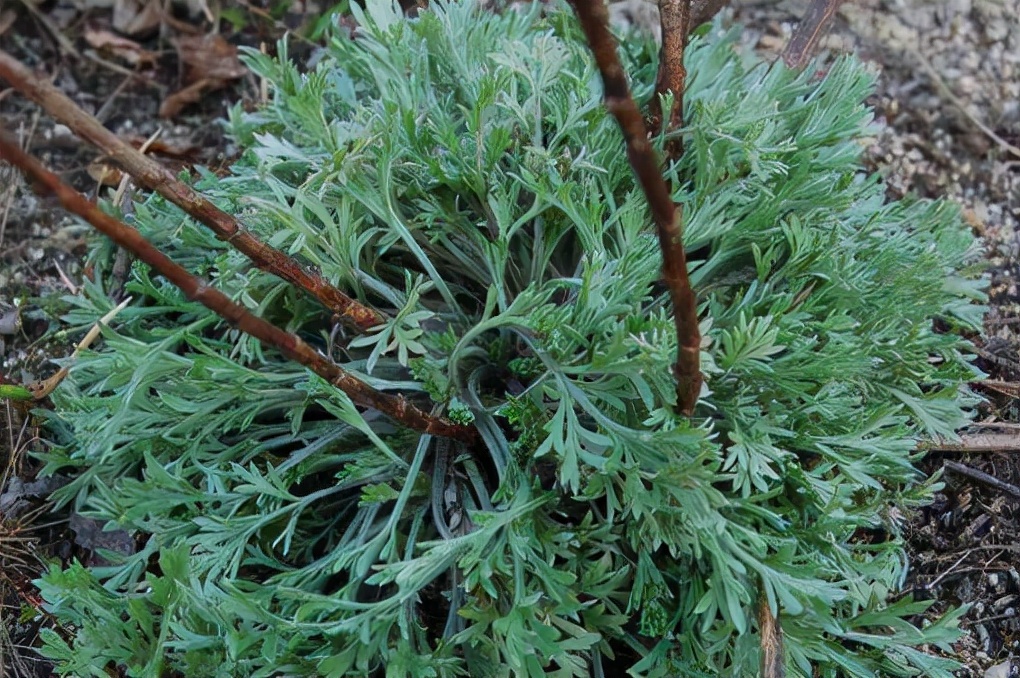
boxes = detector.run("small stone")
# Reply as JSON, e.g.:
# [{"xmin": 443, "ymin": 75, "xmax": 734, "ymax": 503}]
[{"xmin": 983, "ymin": 660, "xmax": 1012, "ymax": 678}]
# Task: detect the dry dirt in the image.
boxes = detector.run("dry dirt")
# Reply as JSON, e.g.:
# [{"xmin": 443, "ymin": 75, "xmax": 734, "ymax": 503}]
[{"xmin": 1, "ymin": 0, "xmax": 1019, "ymax": 676}]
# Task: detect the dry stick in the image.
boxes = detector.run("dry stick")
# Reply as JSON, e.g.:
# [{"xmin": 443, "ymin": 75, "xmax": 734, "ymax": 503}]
[
  {"xmin": 649, "ymin": 0, "xmax": 691, "ymax": 160},
  {"xmin": 573, "ymin": 0, "xmax": 702, "ymax": 416},
  {"xmin": 924, "ymin": 433, "xmax": 1020, "ymax": 454},
  {"xmin": 973, "ymin": 380, "xmax": 1020, "ymax": 399},
  {"xmin": 0, "ymin": 50, "xmax": 386, "ymax": 332},
  {"xmin": 26, "ymin": 297, "xmax": 133, "ymax": 401},
  {"xmin": 944, "ymin": 461, "xmax": 1020, "ymax": 502},
  {"xmin": 757, "ymin": 588, "xmax": 785, "ymax": 678},
  {"xmin": 0, "ymin": 131, "xmax": 474, "ymax": 444},
  {"xmin": 782, "ymin": 0, "xmax": 846, "ymax": 70}
]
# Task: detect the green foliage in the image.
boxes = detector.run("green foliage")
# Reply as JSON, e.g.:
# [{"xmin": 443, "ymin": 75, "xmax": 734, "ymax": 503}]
[{"xmin": 36, "ymin": 1, "xmax": 984, "ymax": 676}]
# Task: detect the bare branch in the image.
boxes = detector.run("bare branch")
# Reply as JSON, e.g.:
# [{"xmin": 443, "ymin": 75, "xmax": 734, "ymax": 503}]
[
  {"xmin": 649, "ymin": 0, "xmax": 692, "ymax": 160},
  {"xmin": 572, "ymin": 0, "xmax": 702, "ymax": 416},
  {"xmin": 782, "ymin": 0, "xmax": 846, "ymax": 70},
  {"xmin": 945, "ymin": 461, "xmax": 1020, "ymax": 501},
  {"xmin": 0, "ymin": 49, "xmax": 386, "ymax": 332},
  {"xmin": 0, "ymin": 130, "xmax": 474, "ymax": 443}
]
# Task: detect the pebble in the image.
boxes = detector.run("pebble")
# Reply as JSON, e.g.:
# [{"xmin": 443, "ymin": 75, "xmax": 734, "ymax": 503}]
[{"xmin": 984, "ymin": 660, "xmax": 1013, "ymax": 678}]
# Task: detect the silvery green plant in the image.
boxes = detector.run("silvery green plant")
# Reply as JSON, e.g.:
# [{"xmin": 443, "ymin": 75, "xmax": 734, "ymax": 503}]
[{"xmin": 35, "ymin": 1, "xmax": 984, "ymax": 675}]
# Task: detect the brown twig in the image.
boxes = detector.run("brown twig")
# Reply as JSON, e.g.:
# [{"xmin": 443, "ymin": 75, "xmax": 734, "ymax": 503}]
[
  {"xmin": 649, "ymin": 0, "xmax": 692, "ymax": 160},
  {"xmin": 944, "ymin": 461, "xmax": 1020, "ymax": 501},
  {"xmin": 758, "ymin": 587, "xmax": 785, "ymax": 678},
  {"xmin": 0, "ymin": 49, "xmax": 386, "ymax": 332},
  {"xmin": 0, "ymin": 130, "xmax": 473, "ymax": 443},
  {"xmin": 572, "ymin": 0, "xmax": 702, "ymax": 415},
  {"xmin": 782, "ymin": 0, "xmax": 846, "ymax": 70}
]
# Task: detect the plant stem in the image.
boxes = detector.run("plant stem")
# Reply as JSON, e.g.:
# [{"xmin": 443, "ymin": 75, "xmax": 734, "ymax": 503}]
[
  {"xmin": 758, "ymin": 586, "xmax": 786, "ymax": 678},
  {"xmin": 0, "ymin": 49, "xmax": 386, "ymax": 332},
  {"xmin": 572, "ymin": 0, "xmax": 702, "ymax": 416},
  {"xmin": 649, "ymin": 0, "xmax": 692, "ymax": 158},
  {"xmin": 0, "ymin": 131, "xmax": 474, "ymax": 443},
  {"xmin": 782, "ymin": 0, "xmax": 846, "ymax": 70}
]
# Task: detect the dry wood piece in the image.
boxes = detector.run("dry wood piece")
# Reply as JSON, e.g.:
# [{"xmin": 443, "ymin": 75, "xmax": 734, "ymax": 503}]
[
  {"xmin": 923, "ymin": 433, "xmax": 1020, "ymax": 454},
  {"xmin": 944, "ymin": 461, "xmax": 1020, "ymax": 501},
  {"xmin": 973, "ymin": 380, "xmax": 1020, "ymax": 399},
  {"xmin": 0, "ymin": 130, "xmax": 474, "ymax": 444},
  {"xmin": 758, "ymin": 587, "xmax": 785, "ymax": 678},
  {"xmin": 572, "ymin": 0, "xmax": 702, "ymax": 416},
  {"xmin": 0, "ymin": 49, "xmax": 386, "ymax": 332},
  {"xmin": 782, "ymin": 0, "xmax": 846, "ymax": 70}
]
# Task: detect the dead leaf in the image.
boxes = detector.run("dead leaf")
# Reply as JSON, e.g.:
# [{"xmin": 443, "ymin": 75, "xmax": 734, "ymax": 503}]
[
  {"xmin": 172, "ymin": 33, "xmax": 248, "ymax": 82},
  {"xmin": 160, "ymin": 77, "xmax": 223, "ymax": 118},
  {"xmin": 86, "ymin": 159, "xmax": 123, "ymax": 187},
  {"xmin": 83, "ymin": 27, "xmax": 157, "ymax": 66},
  {"xmin": 159, "ymin": 11, "xmax": 204, "ymax": 36},
  {"xmin": 112, "ymin": 0, "xmax": 163, "ymax": 37},
  {"xmin": 963, "ymin": 208, "xmax": 986, "ymax": 235},
  {"xmin": 123, "ymin": 135, "xmax": 200, "ymax": 160},
  {"xmin": 69, "ymin": 513, "xmax": 136, "ymax": 565},
  {"xmin": 0, "ymin": 476, "xmax": 71, "ymax": 521},
  {"xmin": 160, "ymin": 33, "xmax": 246, "ymax": 117}
]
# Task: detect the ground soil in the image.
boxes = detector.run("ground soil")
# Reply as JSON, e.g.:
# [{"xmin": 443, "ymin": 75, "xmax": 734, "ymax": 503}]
[{"xmin": 1, "ymin": 1, "xmax": 1018, "ymax": 676}]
